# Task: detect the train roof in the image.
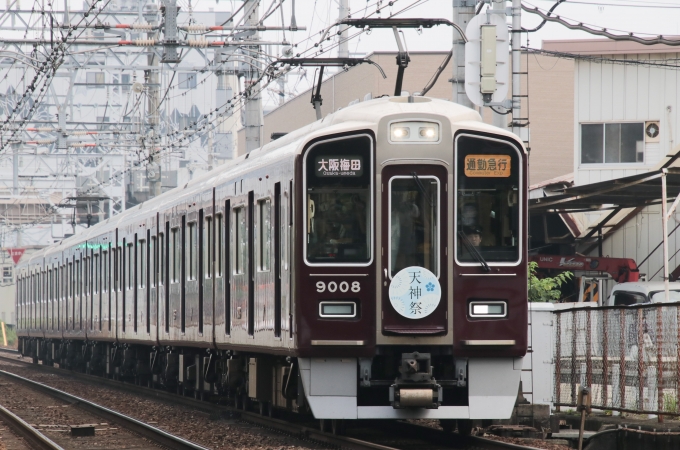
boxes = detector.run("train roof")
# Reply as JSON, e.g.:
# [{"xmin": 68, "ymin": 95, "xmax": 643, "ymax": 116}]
[{"xmin": 21, "ymin": 96, "xmax": 524, "ymax": 267}]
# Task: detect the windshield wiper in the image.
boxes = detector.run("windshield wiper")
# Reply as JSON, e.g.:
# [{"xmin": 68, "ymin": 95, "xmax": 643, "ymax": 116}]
[
  {"xmin": 411, "ymin": 172, "xmax": 433, "ymax": 206},
  {"xmin": 458, "ymin": 230, "xmax": 490, "ymax": 272}
]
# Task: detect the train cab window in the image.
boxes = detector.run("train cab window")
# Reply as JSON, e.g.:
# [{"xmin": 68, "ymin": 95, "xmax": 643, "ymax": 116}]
[
  {"xmin": 258, "ymin": 199, "xmax": 271, "ymax": 271},
  {"xmin": 234, "ymin": 207, "xmax": 246, "ymax": 274},
  {"xmin": 188, "ymin": 222, "xmax": 197, "ymax": 281},
  {"xmin": 304, "ymin": 135, "xmax": 372, "ymax": 264},
  {"xmin": 455, "ymin": 135, "xmax": 522, "ymax": 265},
  {"xmin": 389, "ymin": 176, "xmax": 439, "ymax": 277}
]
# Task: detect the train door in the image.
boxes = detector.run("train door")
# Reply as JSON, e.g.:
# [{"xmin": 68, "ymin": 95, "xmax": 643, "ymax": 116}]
[
  {"xmin": 381, "ymin": 164, "xmax": 448, "ymax": 335},
  {"xmin": 149, "ymin": 221, "xmax": 159, "ymax": 343},
  {"xmin": 213, "ymin": 199, "xmax": 227, "ymax": 340},
  {"xmin": 91, "ymin": 245, "xmax": 101, "ymax": 338},
  {"xmin": 185, "ymin": 208, "xmax": 200, "ymax": 339}
]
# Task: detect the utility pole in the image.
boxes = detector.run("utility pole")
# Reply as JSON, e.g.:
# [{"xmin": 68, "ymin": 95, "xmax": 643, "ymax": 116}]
[
  {"xmin": 511, "ymin": 0, "xmax": 523, "ymax": 140},
  {"xmin": 146, "ymin": 1, "xmax": 163, "ymax": 198},
  {"xmin": 492, "ymin": 0, "xmax": 507, "ymax": 130},
  {"xmin": 244, "ymin": 0, "xmax": 262, "ymax": 153},
  {"xmin": 338, "ymin": 0, "xmax": 350, "ymax": 59},
  {"xmin": 452, "ymin": 0, "xmax": 475, "ymax": 108}
]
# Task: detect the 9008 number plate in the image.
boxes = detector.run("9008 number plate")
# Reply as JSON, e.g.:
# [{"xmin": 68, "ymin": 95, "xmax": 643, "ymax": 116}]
[{"xmin": 316, "ymin": 280, "xmax": 361, "ymax": 293}]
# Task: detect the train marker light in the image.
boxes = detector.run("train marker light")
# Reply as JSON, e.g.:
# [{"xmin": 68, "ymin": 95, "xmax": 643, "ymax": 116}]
[
  {"xmin": 392, "ymin": 126, "xmax": 410, "ymax": 139},
  {"xmin": 469, "ymin": 301, "xmax": 506, "ymax": 318},
  {"xmin": 319, "ymin": 301, "xmax": 356, "ymax": 318}
]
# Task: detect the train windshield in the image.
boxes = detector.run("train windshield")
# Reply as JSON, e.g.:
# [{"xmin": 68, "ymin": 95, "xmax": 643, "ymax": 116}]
[
  {"xmin": 455, "ymin": 135, "xmax": 521, "ymax": 264},
  {"xmin": 305, "ymin": 135, "xmax": 372, "ymax": 264}
]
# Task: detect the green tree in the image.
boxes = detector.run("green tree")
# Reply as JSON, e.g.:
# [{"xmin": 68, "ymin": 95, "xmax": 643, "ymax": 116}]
[{"xmin": 528, "ymin": 261, "xmax": 573, "ymax": 302}]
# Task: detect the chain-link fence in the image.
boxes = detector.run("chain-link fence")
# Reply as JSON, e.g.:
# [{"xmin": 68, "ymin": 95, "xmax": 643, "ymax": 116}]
[{"xmin": 554, "ymin": 303, "xmax": 680, "ymax": 416}]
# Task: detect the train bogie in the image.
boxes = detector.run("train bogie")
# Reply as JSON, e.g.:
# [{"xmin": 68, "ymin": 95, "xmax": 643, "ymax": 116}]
[{"xmin": 16, "ymin": 96, "xmax": 528, "ymax": 421}]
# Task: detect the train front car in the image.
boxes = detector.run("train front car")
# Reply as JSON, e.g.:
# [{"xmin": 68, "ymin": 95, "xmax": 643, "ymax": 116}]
[{"xmin": 296, "ymin": 97, "xmax": 527, "ymax": 425}]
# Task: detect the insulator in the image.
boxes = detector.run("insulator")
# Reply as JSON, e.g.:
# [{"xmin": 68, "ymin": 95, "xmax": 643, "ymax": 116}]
[
  {"xmin": 185, "ymin": 24, "xmax": 208, "ymax": 32},
  {"xmin": 188, "ymin": 39, "xmax": 209, "ymax": 48},
  {"xmin": 36, "ymin": 139, "xmax": 56, "ymax": 145},
  {"xmin": 70, "ymin": 131, "xmax": 88, "ymax": 136},
  {"xmin": 134, "ymin": 38, "xmax": 156, "ymax": 46},
  {"xmin": 131, "ymin": 24, "xmax": 154, "ymax": 31}
]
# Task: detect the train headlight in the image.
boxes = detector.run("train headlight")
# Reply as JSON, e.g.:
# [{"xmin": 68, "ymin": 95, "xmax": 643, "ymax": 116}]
[
  {"xmin": 389, "ymin": 121, "xmax": 440, "ymax": 143},
  {"xmin": 391, "ymin": 126, "xmax": 410, "ymax": 139},
  {"xmin": 469, "ymin": 301, "xmax": 507, "ymax": 318}
]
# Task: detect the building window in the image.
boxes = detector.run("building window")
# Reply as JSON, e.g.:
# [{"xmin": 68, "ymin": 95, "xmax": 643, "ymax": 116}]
[
  {"xmin": 2, "ymin": 266, "xmax": 11, "ymax": 282},
  {"xmin": 581, "ymin": 123, "xmax": 645, "ymax": 164},
  {"xmin": 178, "ymin": 72, "xmax": 197, "ymax": 89},
  {"xmin": 86, "ymin": 72, "xmax": 105, "ymax": 85}
]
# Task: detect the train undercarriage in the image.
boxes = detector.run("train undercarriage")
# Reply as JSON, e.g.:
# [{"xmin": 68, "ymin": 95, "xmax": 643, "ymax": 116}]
[{"xmin": 18, "ymin": 336, "xmax": 521, "ymax": 431}]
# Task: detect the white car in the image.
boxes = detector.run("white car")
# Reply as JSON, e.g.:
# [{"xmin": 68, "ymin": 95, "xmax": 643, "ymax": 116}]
[{"xmin": 606, "ymin": 281, "xmax": 680, "ymax": 306}]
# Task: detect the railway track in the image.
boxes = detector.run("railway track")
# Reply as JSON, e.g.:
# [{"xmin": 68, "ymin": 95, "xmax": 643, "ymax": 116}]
[
  {"xmin": 0, "ymin": 402, "xmax": 64, "ymax": 450},
  {"xmin": 0, "ymin": 350, "xmax": 542, "ymax": 450}
]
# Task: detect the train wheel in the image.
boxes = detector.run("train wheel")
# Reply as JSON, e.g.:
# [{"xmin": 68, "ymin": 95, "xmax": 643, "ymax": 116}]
[
  {"xmin": 457, "ymin": 419, "xmax": 473, "ymax": 436},
  {"xmin": 439, "ymin": 419, "xmax": 455, "ymax": 433},
  {"xmin": 331, "ymin": 419, "xmax": 345, "ymax": 435}
]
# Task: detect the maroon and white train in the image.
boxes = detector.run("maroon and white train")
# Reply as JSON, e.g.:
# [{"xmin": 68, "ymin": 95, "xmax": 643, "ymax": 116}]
[{"xmin": 16, "ymin": 96, "xmax": 528, "ymax": 431}]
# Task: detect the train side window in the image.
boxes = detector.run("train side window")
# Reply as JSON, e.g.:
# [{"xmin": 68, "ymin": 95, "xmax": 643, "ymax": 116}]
[
  {"xmin": 102, "ymin": 250, "xmax": 108, "ymax": 293},
  {"xmin": 234, "ymin": 207, "xmax": 246, "ymax": 274},
  {"xmin": 215, "ymin": 213, "xmax": 223, "ymax": 278},
  {"xmin": 204, "ymin": 215, "xmax": 212, "ymax": 279},
  {"xmin": 94, "ymin": 253, "xmax": 100, "ymax": 294},
  {"xmin": 188, "ymin": 221, "xmax": 198, "ymax": 281},
  {"xmin": 127, "ymin": 243, "xmax": 134, "ymax": 291},
  {"xmin": 150, "ymin": 236, "xmax": 156, "ymax": 288},
  {"xmin": 171, "ymin": 227, "xmax": 181, "ymax": 283},
  {"xmin": 139, "ymin": 238, "xmax": 146, "ymax": 289},
  {"xmin": 258, "ymin": 198, "xmax": 271, "ymax": 272},
  {"xmin": 158, "ymin": 232, "xmax": 165, "ymax": 286}
]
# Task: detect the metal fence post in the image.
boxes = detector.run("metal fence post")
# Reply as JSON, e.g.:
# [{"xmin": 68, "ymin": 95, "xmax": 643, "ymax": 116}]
[
  {"xmin": 620, "ymin": 309, "xmax": 626, "ymax": 411},
  {"xmin": 586, "ymin": 309, "xmax": 592, "ymax": 389},
  {"xmin": 571, "ymin": 310, "xmax": 577, "ymax": 405},
  {"xmin": 657, "ymin": 304, "xmax": 664, "ymax": 422},
  {"xmin": 637, "ymin": 308, "xmax": 644, "ymax": 411},
  {"xmin": 555, "ymin": 312, "xmax": 561, "ymax": 412},
  {"xmin": 602, "ymin": 308, "xmax": 609, "ymax": 407}
]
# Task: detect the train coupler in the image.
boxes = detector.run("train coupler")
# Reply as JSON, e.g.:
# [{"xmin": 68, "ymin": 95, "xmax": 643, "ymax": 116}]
[{"xmin": 389, "ymin": 352, "xmax": 442, "ymax": 409}]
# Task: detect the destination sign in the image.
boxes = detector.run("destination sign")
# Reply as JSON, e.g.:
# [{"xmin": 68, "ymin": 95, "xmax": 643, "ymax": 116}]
[
  {"xmin": 464, "ymin": 154, "xmax": 511, "ymax": 178},
  {"xmin": 315, "ymin": 156, "xmax": 363, "ymax": 177}
]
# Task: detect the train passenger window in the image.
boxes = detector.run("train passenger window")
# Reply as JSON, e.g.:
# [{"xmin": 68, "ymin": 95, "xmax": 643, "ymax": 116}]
[
  {"xmin": 304, "ymin": 135, "xmax": 372, "ymax": 264},
  {"xmin": 258, "ymin": 199, "xmax": 271, "ymax": 272},
  {"xmin": 455, "ymin": 135, "xmax": 521, "ymax": 264},
  {"xmin": 188, "ymin": 222, "xmax": 197, "ymax": 281},
  {"xmin": 204, "ymin": 216, "xmax": 212, "ymax": 279},
  {"xmin": 150, "ymin": 237, "xmax": 156, "ymax": 287},
  {"xmin": 139, "ymin": 239, "xmax": 146, "ymax": 288},
  {"xmin": 94, "ymin": 254, "xmax": 99, "ymax": 296},
  {"xmin": 215, "ymin": 213, "xmax": 223, "ymax": 277},
  {"xmin": 158, "ymin": 233, "xmax": 165, "ymax": 286},
  {"xmin": 102, "ymin": 250, "xmax": 108, "ymax": 293},
  {"xmin": 127, "ymin": 243, "xmax": 134, "ymax": 290},
  {"xmin": 234, "ymin": 207, "xmax": 246, "ymax": 274},
  {"xmin": 389, "ymin": 176, "xmax": 439, "ymax": 277},
  {"xmin": 171, "ymin": 227, "xmax": 180, "ymax": 283}
]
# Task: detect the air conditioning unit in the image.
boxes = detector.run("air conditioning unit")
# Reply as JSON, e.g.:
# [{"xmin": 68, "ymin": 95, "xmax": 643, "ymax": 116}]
[{"xmin": 645, "ymin": 121, "xmax": 660, "ymax": 143}]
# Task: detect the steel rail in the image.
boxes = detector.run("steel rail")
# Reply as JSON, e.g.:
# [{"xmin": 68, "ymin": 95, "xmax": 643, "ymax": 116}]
[
  {"xmin": 0, "ymin": 404, "xmax": 64, "ymax": 450},
  {"xmin": 0, "ymin": 369, "xmax": 210, "ymax": 450},
  {"xmin": 0, "ymin": 353, "xmax": 399, "ymax": 450}
]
